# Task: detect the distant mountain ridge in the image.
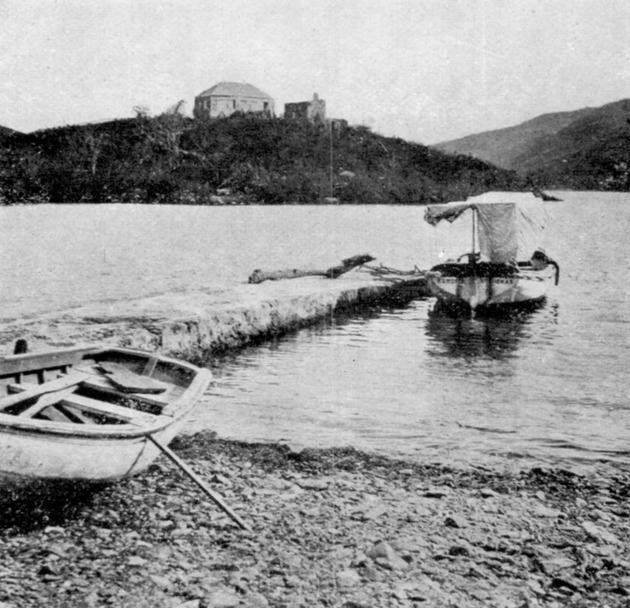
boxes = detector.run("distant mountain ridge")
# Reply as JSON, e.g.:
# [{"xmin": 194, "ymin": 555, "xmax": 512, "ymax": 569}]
[{"xmin": 434, "ymin": 99, "xmax": 630, "ymax": 190}]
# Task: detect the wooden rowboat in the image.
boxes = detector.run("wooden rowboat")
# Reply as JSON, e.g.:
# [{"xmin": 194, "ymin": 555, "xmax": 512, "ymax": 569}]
[{"xmin": 0, "ymin": 345, "xmax": 212, "ymax": 484}]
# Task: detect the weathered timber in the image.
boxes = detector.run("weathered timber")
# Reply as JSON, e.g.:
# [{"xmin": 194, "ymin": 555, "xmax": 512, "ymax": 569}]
[
  {"xmin": 98, "ymin": 362, "xmax": 168, "ymax": 394},
  {"xmin": 0, "ymin": 372, "xmax": 88, "ymax": 412},
  {"xmin": 248, "ymin": 253, "xmax": 375, "ymax": 284},
  {"xmin": 148, "ymin": 435, "xmax": 250, "ymax": 531}
]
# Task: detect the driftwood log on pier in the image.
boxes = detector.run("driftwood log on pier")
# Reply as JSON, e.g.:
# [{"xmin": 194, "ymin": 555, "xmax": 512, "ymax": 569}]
[
  {"xmin": 248, "ymin": 254, "xmax": 375, "ymax": 284},
  {"xmin": 0, "ymin": 262, "xmax": 429, "ymax": 359}
]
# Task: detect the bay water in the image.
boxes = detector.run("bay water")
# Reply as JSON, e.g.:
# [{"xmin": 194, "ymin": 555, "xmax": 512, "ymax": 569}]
[{"xmin": 1, "ymin": 192, "xmax": 628, "ymax": 473}]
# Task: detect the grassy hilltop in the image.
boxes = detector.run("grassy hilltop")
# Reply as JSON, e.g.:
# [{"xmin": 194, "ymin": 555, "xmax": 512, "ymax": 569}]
[{"xmin": 0, "ymin": 113, "xmax": 521, "ymax": 205}]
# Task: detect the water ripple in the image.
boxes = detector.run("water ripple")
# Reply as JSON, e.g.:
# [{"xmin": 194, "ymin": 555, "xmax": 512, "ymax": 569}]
[{"xmin": 2, "ymin": 195, "xmax": 629, "ymax": 473}]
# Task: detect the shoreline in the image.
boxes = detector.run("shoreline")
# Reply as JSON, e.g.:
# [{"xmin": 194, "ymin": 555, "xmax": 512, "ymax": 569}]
[{"xmin": 2, "ymin": 432, "xmax": 629, "ymax": 608}]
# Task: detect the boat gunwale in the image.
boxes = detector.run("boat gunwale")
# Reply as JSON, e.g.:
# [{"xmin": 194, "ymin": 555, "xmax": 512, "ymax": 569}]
[
  {"xmin": 427, "ymin": 263, "xmax": 557, "ymax": 281},
  {"xmin": 0, "ymin": 347, "xmax": 212, "ymax": 440}
]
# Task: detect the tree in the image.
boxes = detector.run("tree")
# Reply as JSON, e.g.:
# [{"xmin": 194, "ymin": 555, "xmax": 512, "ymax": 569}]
[{"xmin": 134, "ymin": 101, "xmax": 205, "ymax": 167}]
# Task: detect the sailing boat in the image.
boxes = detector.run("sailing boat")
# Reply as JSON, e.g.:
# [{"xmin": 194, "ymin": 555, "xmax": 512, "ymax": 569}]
[{"xmin": 424, "ymin": 192, "xmax": 559, "ymax": 315}]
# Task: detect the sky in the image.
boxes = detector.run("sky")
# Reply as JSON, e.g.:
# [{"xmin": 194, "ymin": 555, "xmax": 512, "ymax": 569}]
[{"xmin": 1, "ymin": 0, "xmax": 629, "ymax": 144}]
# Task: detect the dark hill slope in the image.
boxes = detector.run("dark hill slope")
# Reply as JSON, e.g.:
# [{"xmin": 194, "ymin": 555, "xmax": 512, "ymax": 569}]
[
  {"xmin": 434, "ymin": 107, "xmax": 595, "ymax": 169},
  {"xmin": 434, "ymin": 99, "xmax": 630, "ymax": 190},
  {"xmin": 0, "ymin": 114, "xmax": 521, "ymax": 205},
  {"xmin": 0, "ymin": 125, "xmax": 18, "ymax": 140}
]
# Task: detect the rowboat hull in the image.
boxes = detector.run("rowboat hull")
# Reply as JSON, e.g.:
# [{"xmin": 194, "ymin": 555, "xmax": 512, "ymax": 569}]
[
  {"xmin": 0, "ymin": 346, "xmax": 212, "ymax": 483},
  {"xmin": 427, "ymin": 264, "xmax": 556, "ymax": 313},
  {"xmin": 0, "ymin": 411, "xmax": 186, "ymax": 483}
]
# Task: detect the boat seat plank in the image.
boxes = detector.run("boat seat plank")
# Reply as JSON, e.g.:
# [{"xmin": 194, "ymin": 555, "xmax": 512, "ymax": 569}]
[
  {"xmin": 73, "ymin": 366, "xmax": 176, "ymax": 410},
  {"xmin": 59, "ymin": 404, "xmax": 96, "ymax": 424},
  {"xmin": 19, "ymin": 387, "xmax": 79, "ymax": 418},
  {"xmin": 6, "ymin": 381, "xmax": 166, "ymax": 426},
  {"xmin": 82, "ymin": 376, "xmax": 174, "ymax": 409},
  {"xmin": 61, "ymin": 393, "xmax": 166, "ymax": 427},
  {"xmin": 0, "ymin": 346, "xmax": 98, "ymax": 377},
  {"xmin": 0, "ymin": 372, "xmax": 88, "ymax": 412},
  {"xmin": 98, "ymin": 362, "xmax": 168, "ymax": 394},
  {"xmin": 40, "ymin": 405, "xmax": 75, "ymax": 424}
]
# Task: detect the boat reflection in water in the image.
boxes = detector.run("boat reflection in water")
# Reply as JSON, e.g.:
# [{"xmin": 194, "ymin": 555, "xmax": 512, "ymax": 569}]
[{"xmin": 425, "ymin": 299, "xmax": 552, "ymax": 360}]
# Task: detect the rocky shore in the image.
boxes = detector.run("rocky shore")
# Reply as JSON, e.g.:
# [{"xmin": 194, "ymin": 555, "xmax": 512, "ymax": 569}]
[{"xmin": 1, "ymin": 432, "xmax": 628, "ymax": 608}]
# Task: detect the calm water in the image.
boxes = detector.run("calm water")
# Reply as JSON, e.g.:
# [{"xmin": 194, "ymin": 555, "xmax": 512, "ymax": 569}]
[{"xmin": 1, "ymin": 193, "xmax": 628, "ymax": 473}]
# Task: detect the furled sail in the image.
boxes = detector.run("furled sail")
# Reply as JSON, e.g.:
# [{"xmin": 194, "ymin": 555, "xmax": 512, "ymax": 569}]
[{"xmin": 424, "ymin": 192, "xmax": 548, "ymax": 263}]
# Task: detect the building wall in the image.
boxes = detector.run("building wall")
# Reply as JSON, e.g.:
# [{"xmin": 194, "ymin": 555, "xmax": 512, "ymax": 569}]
[
  {"xmin": 284, "ymin": 93, "xmax": 326, "ymax": 122},
  {"xmin": 194, "ymin": 96, "xmax": 275, "ymax": 119},
  {"xmin": 329, "ymin": 118, "xmax": 348, "ymax": 133},
  {"xmin": 284, "ymin": 101, "xmax": 310, "ymax": 120}
]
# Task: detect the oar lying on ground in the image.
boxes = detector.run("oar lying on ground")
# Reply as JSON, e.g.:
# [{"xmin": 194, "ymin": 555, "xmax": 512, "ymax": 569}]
[{"xmin": 148, "ymin": 436, "xmax": 250, "ymax": 530}]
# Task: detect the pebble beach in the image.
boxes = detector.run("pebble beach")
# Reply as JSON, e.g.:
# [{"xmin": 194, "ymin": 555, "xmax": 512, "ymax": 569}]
[{"xmin": 1, "ymin": 432, "xmax": 629, "ymax": 608}]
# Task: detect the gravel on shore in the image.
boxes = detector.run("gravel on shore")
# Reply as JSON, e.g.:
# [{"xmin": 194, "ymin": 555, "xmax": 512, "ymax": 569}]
[{"xmin": 1, "ymin": 431, "xmax": 629, "ymax": 608}]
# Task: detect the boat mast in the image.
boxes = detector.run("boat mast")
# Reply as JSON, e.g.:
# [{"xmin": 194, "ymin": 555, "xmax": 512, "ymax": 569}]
[
  {"xmin": 471, "ymin": 208, "xmax": 477, "ymax": 259},
  {"xmin": 329, "ymin": 120, "xmax": 334, "ymax": 198}
]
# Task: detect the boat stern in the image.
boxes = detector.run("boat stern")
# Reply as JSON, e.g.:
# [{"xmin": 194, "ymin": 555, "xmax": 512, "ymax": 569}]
[
  {"xmin": 427, "ymin": 263, "xmax": 556, "ymax": 314},
  {"xmin": 427, "ymin": 271, "xmax": 491, "ymax": 311}
]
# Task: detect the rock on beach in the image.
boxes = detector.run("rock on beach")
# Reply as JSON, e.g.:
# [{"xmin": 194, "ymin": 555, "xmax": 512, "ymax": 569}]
[{"xmin": 0, "ymin": 432, "xmax": 629, "ymax": 608}]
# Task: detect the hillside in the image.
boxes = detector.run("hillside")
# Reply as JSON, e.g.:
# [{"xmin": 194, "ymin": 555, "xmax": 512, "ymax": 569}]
[
  {"xmin": 434, "ymin": 99, "xmax": 630, "ymax": 190},
  {"xmin": 434, "ymin": 108, "xmax": 596, "ymax": 169},
  {"xmin": 0, "ymin": 125, "xmax": 17, "ymax": 140},
  {"xmin": 0, "ymin": 114, "xmax": 521, "ymax": 205}
]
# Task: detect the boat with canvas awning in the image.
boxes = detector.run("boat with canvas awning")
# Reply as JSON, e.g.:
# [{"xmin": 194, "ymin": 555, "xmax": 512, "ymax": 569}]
[{"xmin": 424, "ymin": 191, "xmax": 559, "ymax": 315}]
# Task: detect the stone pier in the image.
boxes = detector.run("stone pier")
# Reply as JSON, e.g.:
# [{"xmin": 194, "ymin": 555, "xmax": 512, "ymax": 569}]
[{"xmin": 0, "ymin": 269, "xmax": 428, "ymax": 360}]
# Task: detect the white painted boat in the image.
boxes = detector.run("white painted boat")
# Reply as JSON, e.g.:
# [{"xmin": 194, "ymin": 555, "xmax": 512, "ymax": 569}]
[
  {"xmin": 424, "ymin": 192, "xmax": 559, "ymax": 314},
  {"xmin": 0, "ymin": 346, "xmax": 212, "ymax": 483}
]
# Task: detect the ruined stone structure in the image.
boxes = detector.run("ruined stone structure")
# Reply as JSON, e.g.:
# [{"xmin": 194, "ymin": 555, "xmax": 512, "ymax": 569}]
[
  {"xmin": 194, "ymin": 82, "xmax": 275, "ymax": 119},
  {"xmin": 284, "ymin": 93, "xmax": 326, "ymax": 123},
  {"xmin": 329, "ymin": 118, "xmax": 348, "ymax": 133}
]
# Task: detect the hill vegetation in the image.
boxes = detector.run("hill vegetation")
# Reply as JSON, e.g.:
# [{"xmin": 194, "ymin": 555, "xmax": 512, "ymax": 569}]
[
  {"xmin": 0, "ymin": 125, "xmax": 17, "ymax": 140},
  {"xmin": 0, "ymin": 113, "xmax": 520, "ymax": 205},
  {"xmin": 434, "ymin": 98, "xmax": 630, "ymax": 190}
]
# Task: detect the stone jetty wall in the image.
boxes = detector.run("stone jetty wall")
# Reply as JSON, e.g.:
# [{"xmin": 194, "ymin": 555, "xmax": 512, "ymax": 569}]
[{"xmin": 0, "ymin": 269, "xmax": 428, "ymax": 359}]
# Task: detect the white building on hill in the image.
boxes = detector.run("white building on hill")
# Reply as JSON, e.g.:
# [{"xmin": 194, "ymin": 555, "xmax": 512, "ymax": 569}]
[{"xmin": 193, "ymin": 82, "xmax": 275, "ymax": 119}]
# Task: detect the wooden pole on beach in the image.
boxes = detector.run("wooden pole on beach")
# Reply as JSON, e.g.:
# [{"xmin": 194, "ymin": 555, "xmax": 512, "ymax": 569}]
[{"xmin": 148, "ymin": 436, "xmax": 250, "ymax": 531}]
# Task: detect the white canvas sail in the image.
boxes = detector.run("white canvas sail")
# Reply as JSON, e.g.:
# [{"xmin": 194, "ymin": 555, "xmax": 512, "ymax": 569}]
[{"xmin": 424, "ymin": 192, "xmax": 547, "ymax": 263}]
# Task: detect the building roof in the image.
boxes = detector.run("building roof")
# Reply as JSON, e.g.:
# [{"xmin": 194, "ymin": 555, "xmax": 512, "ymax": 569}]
[{"xmin": 196, "ymin": 82, "xmax": 273, "ymax": 100}]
